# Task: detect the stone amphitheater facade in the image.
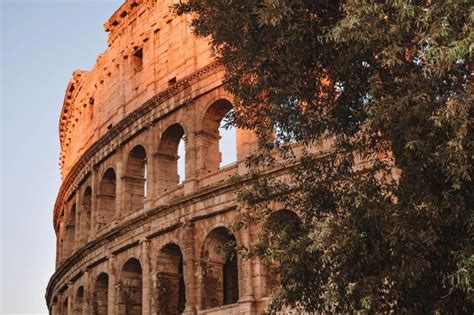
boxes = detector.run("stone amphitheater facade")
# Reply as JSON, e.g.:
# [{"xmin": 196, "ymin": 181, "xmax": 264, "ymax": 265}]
[{"xmin": 45, "ymin": 0, "xmax": 300, "ymax": 314}]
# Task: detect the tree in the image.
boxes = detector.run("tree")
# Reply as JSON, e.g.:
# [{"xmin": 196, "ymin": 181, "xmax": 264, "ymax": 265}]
[{"xmin": 174, "ymin": 0, "xmax": 473, "ymax": 313}]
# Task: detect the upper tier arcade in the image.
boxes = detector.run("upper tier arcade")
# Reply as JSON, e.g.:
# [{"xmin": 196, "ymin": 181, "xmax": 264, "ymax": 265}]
[{"xmin": 59, "ymin": 0, "xmax": 213, "ymax": 179}]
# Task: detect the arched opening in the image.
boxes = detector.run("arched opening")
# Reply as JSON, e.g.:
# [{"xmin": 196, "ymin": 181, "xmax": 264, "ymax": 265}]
[
  {"xmin": 201, "ymin": 227, "xmax": 239, "ymax": 309},
  {"xmin": 156, "ymin": 243, "xmax": 186, "ymax": 314},
  {"xmin": 73, "ymin": 286, "xmax": 84, "ymax": 315},
  {"xmin": 201, "ymin": 100, "xmax": 237, "ymax": 173},
  {"xmin": 93, "ymin": 273, "xmax": 109, "ymax": 315},
  {"xmin": 219, "ymin": 114, "xmax": 237, "ymax": 167},
  {"xmin": 81, "ymin": 186, "xmax": 92, "ymax": 243},
  {"xmin": 124, "ymin": 145, "xmax": 147, "ymax": 212},
  {"xmin": 65, "ymin": 204, "xmax": 76, "ymax": 257},
  {"xmin": 157, "ymin": 123, "xmax": 186, "ymax": 194},
  {"xmin": 118, "ymin": 258, "xmax": 143, "ymax": 315},
  {"xmin": 261, "ymin": 210, "xmax": 301, "ymax": 295},
  {"xmin": 178, "ymin": 138, "xmax": 185, "ymax": 184},
  {"xmin": 97, "ymin": 168, "xmax": 116, "ymax": 229}
]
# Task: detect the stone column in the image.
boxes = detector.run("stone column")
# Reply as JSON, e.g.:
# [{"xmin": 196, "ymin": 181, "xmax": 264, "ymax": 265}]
[
  {"xmin": 90, "ymin": 169, "xmax": 99, "ymax": 240},
  {"xmin": 141, "ymin": 239, "xmax": 152, "ymax": 315},
  {"xmin": 182, "ymin": 221, "xmax": 197, "ymax": 314},
  {"xmin": 144, "ymin": 125, "xmax": 157, "ymax": 209},
  {"xmin": 195, "ymin": 131, "xmax": 221, "ymax": 177},
  {"xmin": 83, "ymin": 269, "xmax": 92, "ymax": 315},
  {"xmin": 183, "ymin": 133, "xmax": 198, "ymax": 194},
  {"xmin": 184, "ymin": 104, "xmax": 198, "ymax": 194},
  {"xmin": 238, "ymin": 222, "xmax": 255, "ymax": 315},
  {"xmin": 75, "ymin": 190, "xmax": 81, "ymax": 250},
  {"xmin": 236, "ymin": 128, "xmax": 258, "ymax": 175},
  {"xmin": 67, "ymin": 284, "xmax": 74, "ymax": 315},
  {"xmin": 108, "ymin": 255, "xmax": 117, "ymax": 315},
  {"xmin": 115, "ymin": 151, "xmax": 125, "ymax": 222}
]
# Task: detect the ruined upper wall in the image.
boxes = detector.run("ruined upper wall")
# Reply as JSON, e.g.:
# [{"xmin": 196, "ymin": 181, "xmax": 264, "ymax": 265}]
[{"xmin": 59, "ymin": 0, "xmax": 214, "ymax": 178}]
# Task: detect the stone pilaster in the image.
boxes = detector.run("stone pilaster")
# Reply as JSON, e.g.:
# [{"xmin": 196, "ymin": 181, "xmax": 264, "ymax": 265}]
[
  {"xmin": 90, "ymin": 169, "xmax": 98, "ymax": 240},
  {"xmin": 236, "ymin": 128, "xmax": 258, "ymax": 175},
  {"xmin": 144, "ymin": 128, "xmax": 156, "ymax": 209},
  {"xmin": 182, "ymin": 221, "xmax": 197, "ymax": 314},
  {"xmin": 83, "ymin": 269, "xmax": 92, "ymax": 315},
  {"xmin": 67, "ymin": 284, "xmax": 74, "ymax": 315},
  {"xmin": 195, "ymin": 131, "xmax": 221, "ymax": 177},
  {"xmin": 238, "ymin": 223, "xmax": 255, "ymax": 315},
  {"xmin": 115, "ymin": 153, "xmax": 125, "ymax": 221},
  {"xmin": 75, "ymin": 191, "xmax": 81, "ymax": 250},
  {"xmin": 141, "ymin": 239, "xmax": 152, "ymax": 315},
  {"xmin": 183, "ymin": 133, "xmax": 198, "ymax": 194},
  {"xmin": 108, "ymin": 255, "xmax": 117, "ymax": 315},
  {"xmin": 184, "ymin": 103, "xmax": 198, "ymax": 194}
]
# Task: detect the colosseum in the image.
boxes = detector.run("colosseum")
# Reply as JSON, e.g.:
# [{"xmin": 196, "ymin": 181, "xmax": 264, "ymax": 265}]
[{"xmin": 45, "ymin": 0, "xmax": 295, "ymax": 314}]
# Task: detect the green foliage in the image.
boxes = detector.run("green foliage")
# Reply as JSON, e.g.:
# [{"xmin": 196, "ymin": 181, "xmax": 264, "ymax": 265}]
[{"xmin": 174, "ymin": 0, "xmax": 473, "ymax": 313}]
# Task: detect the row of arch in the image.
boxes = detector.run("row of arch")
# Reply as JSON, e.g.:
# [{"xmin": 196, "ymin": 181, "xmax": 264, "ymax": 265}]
[
  {"xmin": 58, "ymin": 99, "xmax": 238, "ymax": 261},
  {"xmin": 55, "ymin": 226, "xmax": 238, "ymax": 314},
  {"xmin": 54, "ymin": 209, "xmax": 301, "ymax": 314}
]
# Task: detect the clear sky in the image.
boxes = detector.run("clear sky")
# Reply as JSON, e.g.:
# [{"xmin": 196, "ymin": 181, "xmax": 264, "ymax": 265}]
[
  {"xmin": 1, "ymin": 1, "xmax": 122, "ymax": 313},
  {"xmin": 1, "ymin": 1, "xmax": 236, "ymax": 314}
]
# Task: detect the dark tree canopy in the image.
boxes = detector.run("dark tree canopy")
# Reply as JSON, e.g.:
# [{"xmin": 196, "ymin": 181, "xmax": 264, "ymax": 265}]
[{"xmin": 175, "ymin": 0, "xmax": 473, "ymax": 313}]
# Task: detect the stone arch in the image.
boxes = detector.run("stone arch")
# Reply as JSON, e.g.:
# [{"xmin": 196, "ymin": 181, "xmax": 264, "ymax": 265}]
[
  {"xmin": 200, "ymin": 99, "xmax": 236, "ymax": 173},
  {"xmin": 156, "ymin": 123, "xmax": 186, "ymax": 194},
  {"xmin": 200, "ymin": 226, "xmax": 239, "ymax": 309},
  {"xmin": 93, "ymin": 272, "xmax": 109, "ymax": 315},
  {"xmin": 97, "ymin": 168, "xmax": 116, "ymax": 229},
  {"xmin": 156, "ymin": 243, "xmax": 186, "ymax": 314},
  {"xmin": 118, "ymin": 257, "xmax": 143, "ymax": 315},
  {"xmin": 261, "ymin": 209, "xmax": 301, "ymax": 295},
  {"xmin": 73, "ymin": 286, "xmax": 84, "ymax": 315},
  {"xmin": 81, "ymin": 186, "xmax": 92, "ymax": 243},
  {"xmin": 124, "ymin": 145, "xmax": 147, "ymax": 212},
  {"xmin": 65, "ymin": 203, "xmax": 77, "ymax": 257}
]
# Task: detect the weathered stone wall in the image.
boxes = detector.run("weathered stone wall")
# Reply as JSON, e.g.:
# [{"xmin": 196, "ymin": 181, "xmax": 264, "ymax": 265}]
[
  {"xmin": 59, "ymin": 0, "xmax": 214, "ymax": 178},
  {"xmin": 47, "ymin": 1, "xmax": 286, "ymax": 314}
]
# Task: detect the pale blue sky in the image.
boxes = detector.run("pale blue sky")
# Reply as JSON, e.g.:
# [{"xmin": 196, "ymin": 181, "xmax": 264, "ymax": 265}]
[
  {"xmin": 1, "ymin": 1, "xmax": 122, "ymax": 313},
  {"xmin": 1, "ymin": 1, "xmax": 236, "ymax": 314}
]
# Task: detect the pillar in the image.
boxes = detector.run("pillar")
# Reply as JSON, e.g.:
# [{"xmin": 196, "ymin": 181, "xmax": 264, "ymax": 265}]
[
  {"xmin": 141, "ymin": 239, "xmax": 152, "ymax": 315},
  {"xmin": 67, "ymin": 285, "xmax": 73, "ymax": 315},
  {"xmin": 236, "ymin": 128, "xmax": 258, "ymax": 175},
  {"xmin": 182, "ymin": 221, "xmax": 197, "ymax": 314},
  {"xmin": 184, "ymin": 104, "xmax": 198, "ymax": 194},
  {"xmin": 115, "ymin": 151, "xmax": 125, "ymax": 221},
  {"xmin": 108, "ymin": 255, "xmax": 117, "ymax": 315},
  {"xmin": 90, "ymin": 169, "xmax": 99, "ymax": 240},
  {"xmin": 83, "ymin": 269, "xmax": 92, "ymax": 315},
  {"xmin": 74, "ymin": 191, "xmax": 81, "ymax": 250},
  {"xmin": 200, "ymin": 131, "xmax": 222, "ymax": 175},
  {"xmin": 183, "ymin": 132, "xmax": 198, "ymax": 194},
  {"xmin": 144, "ymin": 127, "xmax": 157, "ymax": 209},
  {"xmin": 238, "ymin": 220, "xmax": 255, "ymax": 314}
]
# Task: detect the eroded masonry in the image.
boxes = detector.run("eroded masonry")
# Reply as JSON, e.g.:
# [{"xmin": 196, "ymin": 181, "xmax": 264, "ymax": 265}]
[{"xmin": 46, "ymin": 0, "xmax": 303, "ymax": 314}]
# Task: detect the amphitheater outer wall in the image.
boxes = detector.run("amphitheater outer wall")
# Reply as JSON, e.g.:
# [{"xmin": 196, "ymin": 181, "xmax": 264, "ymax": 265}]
[{"xmin": 46, "ymin": 1, "xmax": 277, "ymax": 314}]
